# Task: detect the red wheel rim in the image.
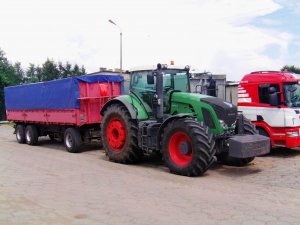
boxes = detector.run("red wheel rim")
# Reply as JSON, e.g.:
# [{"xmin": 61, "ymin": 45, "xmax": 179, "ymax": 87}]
[
  {"xmin": 168, "ymin": 131, "xmax": 192, "ymax": 166},
  {"xmin": 106, "ymin": 117, "xmax": 126, "ymax": 152}
]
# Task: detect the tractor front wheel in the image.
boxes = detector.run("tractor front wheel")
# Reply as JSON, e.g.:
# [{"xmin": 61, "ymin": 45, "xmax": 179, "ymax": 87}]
[
  {"xmin": 161, "ymin": 118, "xmax": 216, "ymax": 176},
  {"xmin": 101, "ymin": 104, "xmax": 143, "ymax": 164}
]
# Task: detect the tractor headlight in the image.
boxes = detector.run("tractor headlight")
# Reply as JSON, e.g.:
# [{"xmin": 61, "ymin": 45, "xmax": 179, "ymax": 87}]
[{"xmin": 219, "ymin": 120, "xmax": 228, "ymax": 129}]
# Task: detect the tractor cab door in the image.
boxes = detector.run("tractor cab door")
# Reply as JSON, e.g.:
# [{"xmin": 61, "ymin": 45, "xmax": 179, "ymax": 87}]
[
  {"xmin": 130, "ymin": 72, "xmax": 156, "ymax": 112},
  {"xmin": 130, "ymin": 71, "xmax": 173, "ymax": 114}
]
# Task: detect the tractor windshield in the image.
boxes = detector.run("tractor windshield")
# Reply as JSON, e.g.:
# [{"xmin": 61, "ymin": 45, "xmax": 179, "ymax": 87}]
[
  {"xmin": 130, "ymin": 69, "xmax": 190, "ymax": 97},
  {"xmin": 283, "ymin": 82, "xmax": 300, "ymax": 107},
  {"xmin": 162, "ymin": 70, "xmax": 190, "ymax": 92}
]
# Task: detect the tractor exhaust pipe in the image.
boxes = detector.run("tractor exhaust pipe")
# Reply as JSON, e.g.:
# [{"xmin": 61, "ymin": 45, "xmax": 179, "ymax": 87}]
[{"xmin": 156, "ymin": 63, "xmax": 164, "ymax": 120}]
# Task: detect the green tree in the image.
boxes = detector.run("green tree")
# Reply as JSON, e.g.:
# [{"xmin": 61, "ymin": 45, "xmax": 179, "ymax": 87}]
[
  {"xmin": 281, "ymin": 65, "xmax": 300, "ymax": 74},
  {"xmin": 72, "ymin": 64, "xmax": 80, "ymax": 76},
  {"xmin": 36, "ymin": 65, "xmax": 42, "ymax": 82},
  {"xmin": 13, "ymin": 62, "xmax": 24, "ymax": 84},
  {"xmin": 81, "ymin": 65, "xmax": 86, "ymax": 75},
  {"xmin": 64, "ymin": 62, "xmax": 72, "ymax": 77},
  {"xmin": 41, "ymin": 59, "xmax": 59, "ymax": 81},
  {"xmin": 0, "ymin": 49, "xmax": 22, "ymax": 120},
  {"xmin": 25, "ymin": 64, "xmax": 38, "ymax": 83}
]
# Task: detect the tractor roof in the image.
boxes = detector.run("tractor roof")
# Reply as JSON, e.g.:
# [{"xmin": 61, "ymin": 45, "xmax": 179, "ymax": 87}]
[{"xmin": 129, "ymin": 64, "xmax": 189, "ymax": 72}]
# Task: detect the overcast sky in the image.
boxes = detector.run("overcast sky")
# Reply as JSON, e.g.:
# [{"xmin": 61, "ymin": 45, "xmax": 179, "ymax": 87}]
[{"xmin": 1, "ymin": 0, "xmax": 300, "ymax": 80}]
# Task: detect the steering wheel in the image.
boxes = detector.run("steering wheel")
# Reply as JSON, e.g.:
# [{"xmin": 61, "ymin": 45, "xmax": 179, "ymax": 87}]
[
  {"xmin": 291, "ymin": 95, "xmax": 299, "ymax": 101},
  {"xmin": 164, "ymin": 86, "xmax": 172, "ymax": 92}
]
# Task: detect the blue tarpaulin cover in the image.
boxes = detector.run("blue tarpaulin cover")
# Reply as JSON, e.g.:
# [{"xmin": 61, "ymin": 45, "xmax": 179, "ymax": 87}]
[{"xmin": 4, "ymin": 74, "xmax": 124, "ymax": 110}]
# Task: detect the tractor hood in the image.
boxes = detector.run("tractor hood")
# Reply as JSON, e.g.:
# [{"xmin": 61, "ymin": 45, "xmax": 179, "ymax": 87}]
[
  {"xmin": 200, "ymin": 97, "xmax": 237, "ymax": 127},
  {"xmin": 170, "ymin": 92, "xmax": 237, "ymax": 130}
]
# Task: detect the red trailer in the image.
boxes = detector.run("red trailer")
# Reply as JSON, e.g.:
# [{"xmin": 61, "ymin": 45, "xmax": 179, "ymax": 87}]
[{"xmin": 4, "ymin": 75, "xmax": 123, "ymax": 152}]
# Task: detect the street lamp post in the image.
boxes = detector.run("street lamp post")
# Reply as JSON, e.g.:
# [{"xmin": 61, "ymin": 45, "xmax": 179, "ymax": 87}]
[{"xmin": 108, "ymin": 19, "xmax": 122, "ymax": 75}]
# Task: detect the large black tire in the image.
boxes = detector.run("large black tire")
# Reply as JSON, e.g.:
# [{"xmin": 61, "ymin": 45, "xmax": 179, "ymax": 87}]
[
  {"xmin": 25, "ymin": 125, "xmax": 39, "ymax": 146},
  {"xmin": 64, "ymin": 128, "xmax": 82, "ymax": 153},
  {"xmin": 16, "ymin": 124, "xmax": 26, "ymax": 144},
  {"xmin": 217, "ymin": 116, "xmax": 257, "ymax": 167},
  {"xmin": 161, "ymin": 118, "xmax": 216, "ymax": 177},
  {"xmin": 101, "ymin": 104, "xmax": 143, "ymax": 164}
]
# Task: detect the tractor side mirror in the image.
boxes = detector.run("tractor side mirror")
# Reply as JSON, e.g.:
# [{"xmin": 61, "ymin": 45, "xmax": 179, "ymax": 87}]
[{"xmin": 147, "ymin": 72, "xmax": 155, "ymax": 85}]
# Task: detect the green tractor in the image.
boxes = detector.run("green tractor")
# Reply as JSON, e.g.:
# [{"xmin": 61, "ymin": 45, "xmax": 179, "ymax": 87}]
[{"xmin": 100, "ymin": 64, "xmax": 270, "ymax": 176}]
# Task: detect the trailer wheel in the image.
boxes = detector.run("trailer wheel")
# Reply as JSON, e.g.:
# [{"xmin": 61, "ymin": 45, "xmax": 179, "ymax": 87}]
[
  {"xmin": 25, "ymin": 125, "xmax": 39, "ymax": 146},
  {"xmin": 16, "ymin": 124, "xmax": 26, "ymax": 144},
  {"xmin": 217, "ymin": 116, "xmax": 256, "ymax": 167},
  {"xmin": 101, "ymin": 104, "xmax": 143, "ymax": 163},
  {"xmin": 64, "ymin": 128, "xmax": 82, "ymax": 153},
  {"xmin": 161, "ymin": 118, "xmax": 216, "ymax": 176}
]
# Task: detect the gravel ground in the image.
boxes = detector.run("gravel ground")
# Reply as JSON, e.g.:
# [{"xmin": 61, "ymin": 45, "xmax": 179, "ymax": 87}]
[{"xmin": 0, "ymin": 125, "xmax": 300, "ymax": 225}]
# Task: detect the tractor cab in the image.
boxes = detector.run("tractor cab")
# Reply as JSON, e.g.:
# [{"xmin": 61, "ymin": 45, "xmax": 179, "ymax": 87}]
[{"xmin": 129, "ymin": 64, "xmax": 190, "ymax": 116}]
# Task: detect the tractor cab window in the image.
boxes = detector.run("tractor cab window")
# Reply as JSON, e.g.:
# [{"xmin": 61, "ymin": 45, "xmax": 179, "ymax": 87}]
[
  {"xmin": 130, "ymin": 69, "xmax": 190, "ymax": 110},
  {"xmin": 131, "ymin": 71, "xmax": 156, "ymax": 96},
  {"xmin": 283, "ymin": 82, "xmax": 300, "ymax": 107},
  {"xmin": 130, "ymin": 71, "xmax": 156, "ymax": 108},
  {"xmin": 163, "ymin": 72, "xmax": 190, "ymax": 93},
  {"xmin": 130, "ymin": 70, "xmax": 190, "ymax": 97}
]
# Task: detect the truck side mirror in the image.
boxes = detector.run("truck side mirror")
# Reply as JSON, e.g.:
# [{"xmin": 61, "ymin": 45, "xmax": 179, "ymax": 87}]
[
  {"xmin": 147, "ymin": 73, "xmax": 155, "ymax": 85},
  {"xmin": 269, "ymin": 92, "xmax": 279, "ymax": 106}
]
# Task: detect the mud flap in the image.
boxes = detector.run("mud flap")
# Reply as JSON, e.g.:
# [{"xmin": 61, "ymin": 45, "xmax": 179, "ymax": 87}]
[{"xmin": 228, "ymin": 134, "xmax": 270, "ymax": 158}]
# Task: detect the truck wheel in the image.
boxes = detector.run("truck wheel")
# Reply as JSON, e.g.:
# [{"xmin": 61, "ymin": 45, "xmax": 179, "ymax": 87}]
[
  {"xmin": 64, "ymin": 128, "xmax": 82, "ymax": 153},
  {"xmin": 161, "ymin": 118, "xmax": 216, "ymax": 176},
  {"xmin": 101, "ymin": 104, "xmax": 143, "ymax": 164},
  {"xmin": 25, "ymin": 125, "xmax": 39, "ymax": 146},
  {"xmin": 217, "ymin": 116, "xmax": 256, "ymax": 167},
  {"xmin": 16, "ymin": 124, "xmax": 26, "ymax": 144}
]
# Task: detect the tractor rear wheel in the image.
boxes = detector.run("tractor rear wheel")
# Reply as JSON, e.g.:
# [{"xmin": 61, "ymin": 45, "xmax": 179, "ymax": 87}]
[
  {"xmin": 101, "ymin": 104, "xmax": 143, "ymax": 163},
  {"xmin": 161, "ymin": 118, "xmax": 216, "ymax": 176},
  {"xmin": 217, "ymin": 116, "xmax": 257, "ymax": 166}
]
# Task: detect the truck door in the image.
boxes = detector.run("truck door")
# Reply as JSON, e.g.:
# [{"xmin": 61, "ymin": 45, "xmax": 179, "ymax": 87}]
[{"xmin": 257, "ymin": 83, "xmax": 285, "ymax": 127}]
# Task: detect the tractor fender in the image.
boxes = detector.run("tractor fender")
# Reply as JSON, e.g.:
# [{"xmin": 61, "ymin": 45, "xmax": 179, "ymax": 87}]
[
  {"xmin": 157, "ymin": 114, "xmax": 193, "ymax": 148},
  {"xmin": 100, "ymin": 98, "xmax": 137, "ymax": 119}
]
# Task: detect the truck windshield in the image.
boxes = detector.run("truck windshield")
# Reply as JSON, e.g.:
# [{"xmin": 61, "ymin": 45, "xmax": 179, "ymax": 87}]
[{"xmin": 283, "ymin": 82, "xmax": 300, "ymax": 107}]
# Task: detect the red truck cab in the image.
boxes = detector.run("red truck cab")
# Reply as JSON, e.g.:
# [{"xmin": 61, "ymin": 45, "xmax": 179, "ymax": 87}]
[{"xmin": 238, "ymin": 71, "xmax": 300, "ymax": 148}]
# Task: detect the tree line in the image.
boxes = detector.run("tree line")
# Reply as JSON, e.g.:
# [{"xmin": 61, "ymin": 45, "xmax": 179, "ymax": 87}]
[{"xmin": 0, "ymin": 48, "xmax": 86, "ymax": 120}]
